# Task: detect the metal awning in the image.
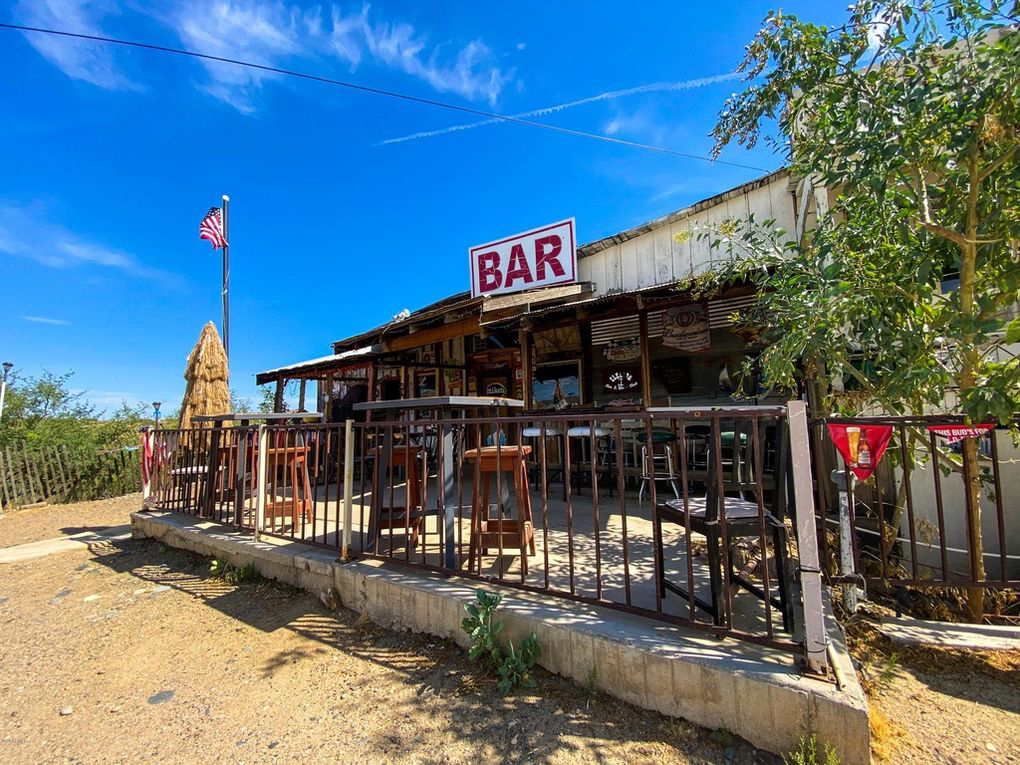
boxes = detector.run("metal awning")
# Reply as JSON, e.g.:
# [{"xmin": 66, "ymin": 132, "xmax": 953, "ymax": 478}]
[{"xmin": 254, "ymin": 344, "xmax": 382, "ymax": 385}]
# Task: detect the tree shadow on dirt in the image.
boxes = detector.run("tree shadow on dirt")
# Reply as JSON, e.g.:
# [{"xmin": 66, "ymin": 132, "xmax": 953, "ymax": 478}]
[{"xmin": 86, "ymin": 536, "xmax": 773, "ymax": 765}]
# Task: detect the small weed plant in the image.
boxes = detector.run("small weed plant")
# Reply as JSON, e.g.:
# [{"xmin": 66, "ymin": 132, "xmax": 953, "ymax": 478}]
[
  {"xmin": 210, "ymin": 559, "xmax": 264, "ymax": 586},
  {"xmin": 461, "ymin": 589, "xmax": 541, "ymax": 694},
  {"xmin": 783, "ymin": 735, "xmax": 840, "ymax": 765}
]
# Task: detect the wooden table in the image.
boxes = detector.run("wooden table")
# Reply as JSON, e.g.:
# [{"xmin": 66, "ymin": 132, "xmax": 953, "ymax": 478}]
[{"xmin": 355, "ymin": 396, "xmax": 524, "ymax": 567}]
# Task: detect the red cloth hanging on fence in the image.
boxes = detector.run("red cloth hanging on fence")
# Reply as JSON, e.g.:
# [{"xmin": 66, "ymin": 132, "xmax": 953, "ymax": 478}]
[{"xmin": 827, "ymin": 423, "xmax": 893, "ymax": 480}]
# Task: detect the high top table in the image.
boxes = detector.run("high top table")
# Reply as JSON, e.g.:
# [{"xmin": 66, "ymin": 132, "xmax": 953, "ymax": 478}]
[{"xmin": 354, "ymin": 396, "xmax": 524, "ymax": 568}]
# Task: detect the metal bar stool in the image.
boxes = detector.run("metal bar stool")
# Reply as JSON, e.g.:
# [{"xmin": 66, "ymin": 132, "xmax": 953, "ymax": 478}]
[{"xmin": 638, "ymin": 427, "xmax": 680, "ymax": 504}]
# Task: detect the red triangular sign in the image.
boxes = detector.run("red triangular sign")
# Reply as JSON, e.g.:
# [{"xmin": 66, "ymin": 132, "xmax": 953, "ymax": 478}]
[{"xmin": 827, "ymin": 423, "xmax": 894, "ymax": 480}]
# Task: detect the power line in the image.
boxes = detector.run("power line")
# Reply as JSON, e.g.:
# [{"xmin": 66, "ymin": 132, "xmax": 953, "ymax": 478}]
[{"xmin": 0, "ymin": 21, "xmax": 769, "ymax": 173}]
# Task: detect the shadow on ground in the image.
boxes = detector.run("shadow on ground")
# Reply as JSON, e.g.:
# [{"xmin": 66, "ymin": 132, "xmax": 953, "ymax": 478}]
[{"xmin": 85, "ymin": 536, "xmax": 773, "ymax": 765}]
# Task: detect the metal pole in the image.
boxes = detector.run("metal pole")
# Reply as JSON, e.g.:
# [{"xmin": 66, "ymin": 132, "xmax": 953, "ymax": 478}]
[
  {"xmin": 831, "ymin": 468, "xmax": 859, "ymax": 612},
  {"xmin": 221, "ymin": 194, "xmax": 230, "ymax": 365},
  {"xmin": 787, "ymin": 400, "xmax": 829, "ymax": 675},
  {"xmin": 341, "ymin": 418, "xmax": 354, "ymax": 560},
  {"xmin": 255, "ymin": 424, "xmax": 268, "ymax": 542},
  {"xmin": 0, "ymin": 362, "xmax": 12, "ymax": 421}
]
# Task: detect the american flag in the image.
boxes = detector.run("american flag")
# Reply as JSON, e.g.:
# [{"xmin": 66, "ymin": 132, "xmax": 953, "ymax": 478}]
[{"xmin": 199, "ymin": 206, "xmax": 228, "ymax": 249}]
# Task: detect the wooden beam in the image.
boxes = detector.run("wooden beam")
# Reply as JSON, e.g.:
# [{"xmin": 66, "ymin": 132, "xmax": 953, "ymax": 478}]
[
  {"xmin": 273, "ymin": 375, "xmax": 284, "ymax": 413},
  {"xmin": 383, "ymin": 316, "xmax": 480, "ymax": 352},
  {"xmin": 519, "ymin": 328, "xmax": 532, "ymax": 409},
  {"xmin": 481, "ymin": 283, "xmax": 590, "ymax": 312},
  {"xmin": 639, "ymin": 311, "xmax": 652, "ymax": 409},
  {"xmin": 298, "ymin": 379, "xmax": 306, "ymax": 411}
]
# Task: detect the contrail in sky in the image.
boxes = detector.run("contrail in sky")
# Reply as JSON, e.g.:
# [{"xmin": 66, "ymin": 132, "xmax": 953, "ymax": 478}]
[{"xmin": 378, "ymin": 71, "xmax": 741, "ymax": 145}]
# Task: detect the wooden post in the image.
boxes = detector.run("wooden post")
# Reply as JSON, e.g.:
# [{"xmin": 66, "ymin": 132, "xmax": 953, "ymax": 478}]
[
  {"xmin": 365, "ymin": 363, "xmax": 376, "ymax": 424},
  {"xmin": 234, "ymin": 421, "xmax": 248, "ymax": 525},
  {"xmin": 7, "ymin": 447, "xmax": 25, "ymax": 506},
  {"xmin": 341, "ymin": 418, "xmax": 355, "ymax": 560},
  {"xmin": 274, "ymin": 375, "xmax": 285, "ymax": 413},
  {"xmin": 0, "ymin": 449, "xmax": 8, "ymax": 508},
  {"xmin": 21, "ymin": 444, "xmax": 40, "ymax": 504},
  {"xmin": 788, "ymin": 400, "xmax": 829, "ymax": 675},
  {"xmin": 638, "ymin": 310, "xmax": 652, "ymax": 409},
  {"xmin": 298, "ymin": 379, "xmax": 306, "ymax": 411},
  {"xmin": 322, "ymin": 373, "xmax": 334, "ymax": 415},
  {"xmin": 519, "ymin": 327, "xmax": 531, "ymax": 409},
  {"xmin": 51, "ymin": 445, "xmax": 68, "ymax": 501},
  {"xmin": 255, "ymin": 424, "xmax": 268, "ymax": 541}
]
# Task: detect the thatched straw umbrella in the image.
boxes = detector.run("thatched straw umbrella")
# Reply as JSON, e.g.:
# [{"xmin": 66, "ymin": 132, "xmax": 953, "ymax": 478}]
[{"xmin": 179, "ymin": 321, "xmax": 230, "ymax": 431}]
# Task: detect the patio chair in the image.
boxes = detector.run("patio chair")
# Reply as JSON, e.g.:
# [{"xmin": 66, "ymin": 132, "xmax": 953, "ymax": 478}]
[{"xmin": 653, "ymin": 418, "xmax": 793, "ymax": 632}]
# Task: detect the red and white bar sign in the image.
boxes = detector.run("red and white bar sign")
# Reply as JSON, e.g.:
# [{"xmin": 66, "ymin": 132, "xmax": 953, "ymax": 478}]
[{"xmin": 469, "ymin": 218, "xmax": 576, "ymax": 299}]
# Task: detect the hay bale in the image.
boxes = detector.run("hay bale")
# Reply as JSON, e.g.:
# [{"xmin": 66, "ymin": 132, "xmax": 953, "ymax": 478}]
[{"xmin": 179, "ymin": 321, "xmax": 230, "ymax": 431}]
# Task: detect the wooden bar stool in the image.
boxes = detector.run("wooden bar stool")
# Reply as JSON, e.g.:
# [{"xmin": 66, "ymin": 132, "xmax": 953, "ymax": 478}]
[
  {"xmin": 371, "ymin": 444, "xmax": 428, "ymax": 550},
  {"xmin": 264, "ymin": 442, "xmax": 313, "ymax": 530},
  {"xmin": 464, "ymin": 445, "xmax": 536, "ymax": 574}
]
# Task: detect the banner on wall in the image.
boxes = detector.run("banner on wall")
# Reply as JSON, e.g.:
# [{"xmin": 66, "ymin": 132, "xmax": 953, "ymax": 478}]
[
  {"xmin": 827, "ymin": 423, "xmax": 894, "ymax": 480},
  {"xmin": 661, "ymin": 302, "xmax": 712, "ymax": 352},
  {"xmin": 927, "ymin": 423, "xmax": 994, "ymax": 444}
]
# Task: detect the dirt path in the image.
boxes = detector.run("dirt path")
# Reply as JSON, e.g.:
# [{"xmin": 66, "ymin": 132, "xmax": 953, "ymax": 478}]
[
  {"xmin": 847, "ymin": 616, "xmax": 1020, "ymax": 764},
  {"xmin": 0, "ymin": 532, "xmax": 771, "ymax": 765},
  {"xmin": 0, "ymin": 493, "xmax": 140, "ymax": 548}
]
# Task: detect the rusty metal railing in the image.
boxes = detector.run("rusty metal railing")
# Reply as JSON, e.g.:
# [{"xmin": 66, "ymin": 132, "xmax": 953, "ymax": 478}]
[{"xmin": 140, "ymin": 405, "xmax": 834, "ymax": 670}]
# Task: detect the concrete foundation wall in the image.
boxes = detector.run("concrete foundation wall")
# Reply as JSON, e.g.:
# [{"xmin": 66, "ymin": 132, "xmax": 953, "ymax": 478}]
[{"xmin": 132, "ymin": 511, "xmax": 870, "ymax": 764}]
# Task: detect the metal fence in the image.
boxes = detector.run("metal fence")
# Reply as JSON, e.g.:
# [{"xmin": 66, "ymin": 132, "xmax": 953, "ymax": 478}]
[
  {"xmin": 811, "ymin": 416, "xmax": 1020, "ymax": 600},
  {"xmin": 142, "ymin": 404, "xmax": 829, "ymax": 670}
]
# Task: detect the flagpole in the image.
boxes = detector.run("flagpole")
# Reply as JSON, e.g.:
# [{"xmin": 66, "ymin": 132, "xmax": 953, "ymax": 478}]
[{"xmin": 221, "ymin": 194, "xmax": 230, "ymax": 367}]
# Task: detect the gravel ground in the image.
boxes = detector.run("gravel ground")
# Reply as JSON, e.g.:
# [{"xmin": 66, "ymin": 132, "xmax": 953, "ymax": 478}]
[
  {"xmin": 0, "ymin": 533, "xmax": 772, "ymax": 765},
  {"xmin": 846, "ymin": 614, "xmax": 1020, "ymax": 764},
  {"xmin": 0, "ymin": 494, "xmax": 140, "ymax": 548}
]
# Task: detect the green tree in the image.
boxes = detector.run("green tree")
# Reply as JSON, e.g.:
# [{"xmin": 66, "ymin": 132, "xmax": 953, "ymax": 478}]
[
  {"xmin": 707, "ymin": 1, "xmax": 1020, "ymax": 620},
  {"xmin": 0, "ymin": 371, "xmax": 146, "ymax": 452}
]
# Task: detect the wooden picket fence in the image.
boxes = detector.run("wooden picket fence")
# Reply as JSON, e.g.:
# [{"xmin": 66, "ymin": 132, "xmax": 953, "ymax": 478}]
[{"xmin": 0, "ymin": 443, "xmax": 142, "ymax": 509}]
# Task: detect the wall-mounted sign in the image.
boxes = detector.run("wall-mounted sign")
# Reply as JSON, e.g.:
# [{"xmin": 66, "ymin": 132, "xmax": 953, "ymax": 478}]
[
  {"xmin": 485, "ymin": 381, "xmax": 508, "ymax": 397},
  {"xmin": 469, "ymin": 218, "xmax": 576, "ymax": 299},
  {"xmin": 662, "ymin": 303, "xmax": 712, "ymax": 352},
  {"xmin": 604, "ymin": 338, "xmax": 641, "ymax": 363},
  {"xmin": 603, "ymin": 368, "xmax": 639, "ymax": 393}
]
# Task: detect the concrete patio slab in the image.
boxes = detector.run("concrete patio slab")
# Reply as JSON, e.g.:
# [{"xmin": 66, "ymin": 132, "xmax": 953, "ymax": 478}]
[
  {"xmin": 131, "ymin": 509, "xmax": 870, "ymax": 764},
  {"xmin": 0, "ymin": 525, "xmax": 133, "ymax": 564},
  {"xmin": 878, "ymin": 615, "xmax": 1020, "ymax": 651}
]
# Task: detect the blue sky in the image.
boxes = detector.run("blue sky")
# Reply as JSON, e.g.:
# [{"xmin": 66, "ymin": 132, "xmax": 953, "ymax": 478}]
[{"xmin": 0, "ymin": 0, "xmax": 848, "ymax": 414}]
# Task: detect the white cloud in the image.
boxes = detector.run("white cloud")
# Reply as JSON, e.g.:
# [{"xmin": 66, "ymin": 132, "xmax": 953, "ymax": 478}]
[
  {"xmin": 0, "ymin": 202, "xmax": 177, "ymax": 285},
  {"xmin": 21, "ymin": 315, "xmax": 71, "ymax": 326},
  {"xmin": 171, "ymin": 2, "xmax": 513, "ymax": 112},
  {"xmin": 379, "ymin": 71, "xmax": 739, "ymax": 146},
  {"xmin": 516, "ymin": 42, "xmax": 527, "ymax": 51},
  {"xmin": 12, "ymin": 0, "xmax": 139, "ymax": 90}
]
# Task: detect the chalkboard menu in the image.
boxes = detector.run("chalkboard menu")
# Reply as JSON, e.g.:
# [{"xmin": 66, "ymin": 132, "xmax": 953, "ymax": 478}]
[{"xmin": 651, "ymin": 357, "xmax": 692, "ymax": 394}]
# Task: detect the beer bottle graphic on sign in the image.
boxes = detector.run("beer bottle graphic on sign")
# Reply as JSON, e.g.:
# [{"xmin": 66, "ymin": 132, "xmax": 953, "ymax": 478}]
[{"xmin": 857, "ymin": 430, "xmax": 872, "ymax": 468}]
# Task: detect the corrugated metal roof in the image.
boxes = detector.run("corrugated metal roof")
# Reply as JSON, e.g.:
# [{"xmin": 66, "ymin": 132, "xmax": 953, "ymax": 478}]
[
  {"xmin": 331, "ymin": 291, "xmax": 477, "ymax": 350},
  {"xmin": 255, "ymin": 344, "xmax": 382, "ymax": 382},
  {"xmin": 577, "ymin": 167, "xmax": 789, "ymax": 259}
]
